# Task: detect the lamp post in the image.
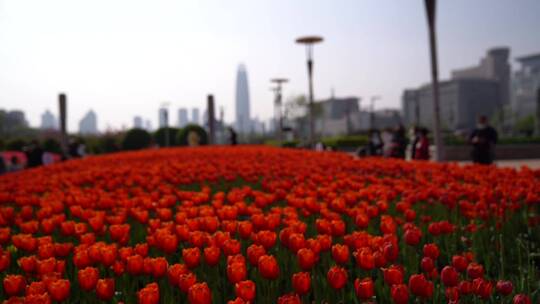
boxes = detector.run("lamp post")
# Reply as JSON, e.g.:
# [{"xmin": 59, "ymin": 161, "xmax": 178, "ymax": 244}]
[
  {"xmin": 296, "ymin": 35, "xmax": 323, "ymax": 147},
  {"xmin": 424, "ymin": 0, "xmax": 444, "ymax": 161},
  {"xmin": 370, "ymin": 96, "xmax": 380, "ymax": 130},
  {"xmin": 271, "ymin": 78, "xmax": 288, "ymax": 144}
]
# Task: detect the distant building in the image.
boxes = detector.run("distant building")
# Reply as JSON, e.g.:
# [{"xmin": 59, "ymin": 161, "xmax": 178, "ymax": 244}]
[
  {"xmin": 403, "ymin": 79, "xmax": 500, "ymax": 131},
  {"xmin": 314, "ymin": 96, "xmax": 372, "ymax": 136},
  {"xmin": 40, "ymin": 110, "xmax": 57, "ymax": 130},
  {"xmin": 452, "ymin": 47, "xmax": 511, "ymax": 105},
  {"xmin": 512, "ymin": 52, "xmax": 540, "ymax": 119},
  {"xmin": 158, "ymin": 108, "xmax": 168, "ymax": 128},
  {"xmin": 192, "ymin": 108, "xmax": 200, "ymax": 125},
  {"xmin": 145, "ymin": 120, "xmax": 152, "ymax": 131},
  {"xmin": 79, "ymin": 110, "xmax": 98, "ymax": 134},
  {"xmin": 235, "ymin": 64, "xmax": 251, "ymax": 133},
  {"xmin": 0, "ymin": 110, "xmax": 28, "ymax": 135},
  {"xmin": 133, "ymin": 116, "xmax": 143, "ymax": 129},
  {"xmin": 178, "ymin": 108, "xmax": 189, "ymax": 127}
]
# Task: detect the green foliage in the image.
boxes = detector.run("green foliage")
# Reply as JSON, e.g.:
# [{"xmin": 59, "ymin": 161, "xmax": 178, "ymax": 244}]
[
  {"xmin": 85, "ymin": 134, "xmax": 121, "ymax": 154},
  {"xmin": 0, "ymin": 139, "xmax": 4, "ymax": 151},
  {"xmin": 177, "ymin": 124, "xmax": 208, "ymax": 146},
  {"xmin": 122, "ymin": 128, "xmax": 151, "ymax": 150},
  {"xmin": 6, "ymin": 138, "xmax": 26, "ymax": 151},
  {"xmin": 154, "ymin": 127, "xmax": 180, "ymax": 147},
  {"xmin": 515, "ymin": 115, "xmax": 535, "ymax": 136},
  {"xmin": 42, "ymin": 138, "xmax": 62, "ymax": 154},
  {"xmin": 321, "ymin": 135, "xmax": 368, "ymax": 149}
]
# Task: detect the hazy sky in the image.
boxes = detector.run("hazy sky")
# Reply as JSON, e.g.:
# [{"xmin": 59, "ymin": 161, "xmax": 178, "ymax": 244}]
[{"xmin": 1, "ymin": 0, "xmax": 539, "ymax": 132}]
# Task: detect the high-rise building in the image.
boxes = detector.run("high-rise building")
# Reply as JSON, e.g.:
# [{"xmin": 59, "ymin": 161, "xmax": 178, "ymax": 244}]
[
  {"xmin": 178, "ymin": 108, "xmax": 189, "ymax": 127},
  {"xmin": 192, "ymin": 108, "xmax": 200, "ymax": 125},
  {"xmin": 145, "ymin": 120, "xmax": 152, "ymax": 131},
  {"xmin": 158, "ymin": 108, "xmax": 168, "ymax": 128},
  {"xmin": 133, "ymin": 116, "xmax": 143, "ymax": 129},
  {"xmin": 79, "ymin": 110, "xmax": 98, "ymax": 134},
  {"xmin": 512, "ymin": 52, "xmax": 540, "ymax": 119},
  {"xmin": 452, "ymin": 47, "xmax": 511, "ymax": 105},
  {"xmin": 40, "ymin": 110, "xmax": 57, "ymax": 130},
  {"xmin": 235, "ymin": 64, "xmax": 251, "ymax": 133}
]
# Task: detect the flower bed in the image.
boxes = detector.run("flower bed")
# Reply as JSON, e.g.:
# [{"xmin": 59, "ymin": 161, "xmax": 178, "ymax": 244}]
[{"xmin": 0, "ymin": 146, "xmax": 538, "ymax": 303}]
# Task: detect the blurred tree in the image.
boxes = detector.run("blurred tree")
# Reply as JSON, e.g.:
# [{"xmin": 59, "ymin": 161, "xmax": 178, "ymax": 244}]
[
  {"xmin": 42, "ymin": 138, "xmax": 62, "ymax": 154},
  {"xmin": 6, "ymin": 138, "xmax": 26, "ymax": 151},
  {"xmin": 122, "ymin": 129, "xmax": 151, "ymax": 150},
  {"xmin": 154, "ymin": 127, "xmax": 180, "ymax": 147},
  {"xmin": 177, "ymin": 124, "xmax": 208, "ymax": 146},
  {"xmin": 515, "ymin": 115, "xmax": 535, "ymax": 137}
]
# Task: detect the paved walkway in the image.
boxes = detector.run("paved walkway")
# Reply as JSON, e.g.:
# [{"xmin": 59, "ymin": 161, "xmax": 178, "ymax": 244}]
[{"xmin": 457, "ymin": 159, "xmax": 540, "ymax": 170}]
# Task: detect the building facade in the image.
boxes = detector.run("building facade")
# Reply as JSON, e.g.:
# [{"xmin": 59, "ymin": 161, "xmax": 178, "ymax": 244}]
[
  {"xmin": 512, "ymin": 53, "xmax": 540, "ymax": 120},
  {"xmin": 79, "ymin": 110, "xmax": 98, "ymax": 134},
  {"xmin": 192, "ymin": 108, "xmax": 200, "ymax": 125},
  {"xmin": 133, "ymin": 116, "xmax": 143, "ymax": 129},
  {"xmin": 40, "ymin": 110, "xmax": 57, "ymax": 130},
  {"xmin": 402, "ymin": 79, "xmax": 500, "ymax": 132},
  {"xmin": 158, "ymin": 108, "xmax": 168, "ymax": 128},
  {"xmin": 178, "ymin": 108, "xmax": 189, "ymax": 127},
  {"xmin": 235, "ymin": 64, "xmax": 251, "ymax": 133}
]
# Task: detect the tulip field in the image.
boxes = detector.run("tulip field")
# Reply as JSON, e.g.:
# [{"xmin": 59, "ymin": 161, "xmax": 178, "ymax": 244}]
[{"xmin": 0, "ymin": 146, "xmax": 539, "ymax": 304}]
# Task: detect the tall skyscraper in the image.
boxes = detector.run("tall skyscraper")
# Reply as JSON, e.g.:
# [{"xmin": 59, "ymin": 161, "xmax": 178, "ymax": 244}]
[
  {"xmin": 133, "ymin": 116, "xmax": 143, "ymax": 128},
  {"xmin": 40, "ymin": 110, "xmax": 57, "ymax": 130},
  {"xmin": 192, "ymin": 108, "xmax": 200, "ymax": 125},
  {"xmin": 79, "ymin": 110, "xmax": 98, "ymax": 134},
  {"xmin": 235, "ymin": 64, "xmax": 251, "ymax": 133},
  {"xmin": 158, "ymin": 108, "xmax": 168, "ymax": 128},
  {"xmin": 178, "ymin": 108, "xmax": 189, "ymax": 127}
]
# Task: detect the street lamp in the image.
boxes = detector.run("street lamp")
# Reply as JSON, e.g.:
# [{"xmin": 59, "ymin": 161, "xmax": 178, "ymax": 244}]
[
  {"xmin": 369, "ymin": 96, "xmax": 380, "ymax": 130},
  {"xmin": 271, "ymin": 78, "xmax": 288, "ymax": 144},
  {"xmin": 296, "ymin": 35, "xmax": 323, "ymax": 147}
]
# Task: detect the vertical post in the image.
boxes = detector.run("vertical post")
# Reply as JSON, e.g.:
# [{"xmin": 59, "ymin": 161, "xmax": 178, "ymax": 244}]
[
  {"xmin": 425, "ymin": 0, "xmax": 444, "ymax": 161},
  {"xmin": 536, "ymin": 87, "xmax": 540, "ymax": 136},
  {"xmin": 207, "ymin": 95, "xmax": 215, "ymax": 145},
  {"xmin": 164, "ymin": 109, "xmax": 169, "ymax": 147},
  {"xmin": 58, "ymin": 93, "xmax": 68, "ymax": 159},
  {"xmin": 307, "ymin": 57, "xmax": 315, "ymax": 146}
]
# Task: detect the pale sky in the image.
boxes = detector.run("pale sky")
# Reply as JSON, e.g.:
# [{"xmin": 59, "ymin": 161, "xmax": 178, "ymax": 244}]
[{"xmin": 1, "ymin": 0, "xmax": 539, "ymax": 132}]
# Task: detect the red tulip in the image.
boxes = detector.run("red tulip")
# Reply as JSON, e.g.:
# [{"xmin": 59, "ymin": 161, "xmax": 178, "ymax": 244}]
[
  {"xmin": 297, "ymin": 248, "xmax": 317, "ymax": 270},
  {"xmin": 440, "ymin": 266, "xmax": 459, "ymax": 287},
  {"xmin": 188, "ymin": 282, "xmax": 212, "ymax": 304},
  {"xmin": 203, "ymin": 246, "xmax": 221, "ymax": 266},
  {"xmin": 496, "ymin": 280, "xmax": 513, "ymax": 296},
  {"xmin": 354, "ymin": 277, "xmax": 374, "ymax": 300},
  {"xmin": 408, "ymin": 274, "xmax": 433, "ymax": 298},
  {"xmin": 179, "ymin": 272, "xmax": 197, "ymax": 293},
  {"xmin": 473, "ymin": 278, "xmax": 492, "ymax": 300},
  {"xmin": 390, "ymin": 284, "xmax": 409, "ymax": 304},
  {"xmin": 96, "ymin": 278, "xmax": 115, "ymax": 301},
  {"xmin": 422, "ymin": 243, "xmax": 439, "ymax": 260},
  {"xmin": 47, "ymin": 279, "xmax": 70, "ymax": 302},
  {"xmin": 458, "ymin": 280, "xmax": 473, "ymax": 295},
  {"xmin": 451, "ymin": 255, "xmax": 468, "ymax": 272},
  {"xmin": 420, "ymin": 257, "xmax": 435, "ymax": 273},
  {"xmin": 137, "ymin": 282, "xmax": 159, "ymax": 304},
  {"xmin": 383, "ymin": 265, "xmax": 404, "ymax": 285},
  {"xmin": 292, "ymin": 272, "xmax": 311, "ymax": 295},
  {"xmin": 445, "ymin": 286, "xmax": 459, "ymax": 301},
  {"xmin": 513, "ymin": 294, "xmax": 532, "ymax": 304},
  {"xmin": 467, "ymin": 262, "xmax": 484, "ymax": 279},
  {"xmin": 227, "ymin": 262, "xmax": 247, "ymax": 283},
  {"xmin": 327, "ymin": 266, "xmax": 348, "ymax": 290},
  {"xmin": 277, "ymin": 293, "xmax": 302, "ymax": 304},
  {"xmin": 403, "ymin": 228, "xmax": 421, "ymax": 246},
  {"xmin": 151, "ymin": 257, "xmax": 168, "ymax": 278},
  {"xmin": 183, "ymin": 247, "xmax": 201, "ymax": 269},
  {"xmin": 77, "ymin": 266, "xmax": 99, "ymax": 291},
  {"xmin": 167, "ymin": 263, "xmax": 189, "ymax": 286},
  {"xmin": 127, "ymin": 254, "xmax": 144, "ymax": 275},
  {"xmin": 3, "ymin": 274, "xmax": 26, "ymax": 296},
  {"xmin": 331, "ymin": 244, "xmax": 350, "ymax": 265},
  {"xmin": 354, "ymin": 248, "xmax": 374, "ymax": 271},
  {"xmin": 258, "ymin": 255, "xmax": 279, "ymax": 280},
  {"xmin": 235, "ymin": 280, "xmax": 255, "ymax": 301},
  {"xmin": 26, "ymin": 281, "xmax": 47, "ymax": 295},
  {"xmin": 247, "ymin": 244, "xmax": 266, "ymax": 266}
]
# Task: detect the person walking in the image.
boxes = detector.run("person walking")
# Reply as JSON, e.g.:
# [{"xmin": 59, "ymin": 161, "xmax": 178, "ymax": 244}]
[
  {"xmin": 414, "ymin": 128, "xmax": 430, "ymax": 160},
  {"xmin": 390, "ymin": 125, "xmax": 409, "ymax": 159},
  {"xmin": 367, "ymin": 129, "xmax": 384, "ymax": 156},
  {"xmin": 469, "ymin": 115, "xmax": 498, "ymax": 165}
]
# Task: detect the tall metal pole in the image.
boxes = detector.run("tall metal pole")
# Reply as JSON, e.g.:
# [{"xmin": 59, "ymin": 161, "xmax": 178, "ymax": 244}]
[
  {"xmin": 307, "ymin": 55, "xmax": 315, "ymax": 146},
  {"xmin": 207, "ymin": 95, "xmax": 216, "ymax": 145},
  {"xmin": 58, "ymin": 93, "xmax": 68, "ymax": 159},
  {"xmin": 536, "ymin": 87, "xmax": 540, "ymax": 136},
  {"xmin": 425, "ymin": 0, "xmax": 444, "ymax": 161}
]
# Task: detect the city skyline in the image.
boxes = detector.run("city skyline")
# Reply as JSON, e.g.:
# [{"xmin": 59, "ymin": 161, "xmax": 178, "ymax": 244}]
[{"xmin": 1, "ymin": 0, "xmax": 539, "ymax": 132}]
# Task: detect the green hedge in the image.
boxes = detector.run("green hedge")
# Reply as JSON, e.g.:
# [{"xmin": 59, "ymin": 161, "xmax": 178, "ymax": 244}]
[
  {"xmin": 321, "ymin": 135, "xmax": 369, "ymax": 149},
  {"xmin": 177, "ymin": 124, "xmax": 208, "ymax": 146},
  {"xmin": 122, "ymin": 128, "xmax": 152, "ymax": 150},
  {"xmin": 445, "ymin": 136, "xmax": 540, "ymax": 146}
]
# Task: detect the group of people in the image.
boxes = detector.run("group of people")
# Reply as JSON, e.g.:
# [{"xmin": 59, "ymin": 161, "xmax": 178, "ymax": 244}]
[
  {"xmin": 360, "ymin": 115, "xmax": 499, "ymax": 164},
  {"xmin": 0, "ymin": 138, "xmax": 87, "ymax": 175},
  {"xmin": 362, "ymin": 125, "xmax": 430, "ymax": 160}
]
